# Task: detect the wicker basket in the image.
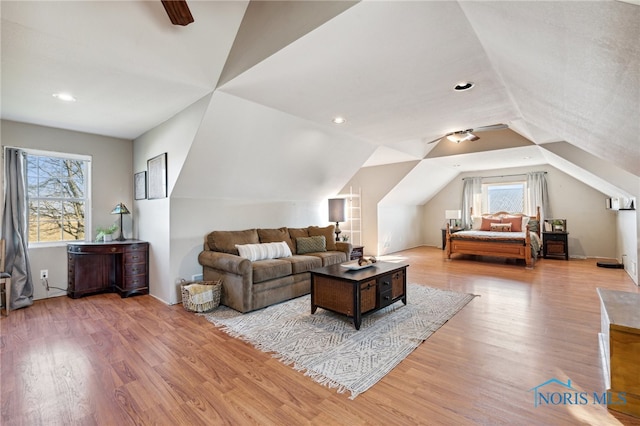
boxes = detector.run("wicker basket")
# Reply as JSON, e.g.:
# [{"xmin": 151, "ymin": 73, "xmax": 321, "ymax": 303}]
[{"xmin": 180, "ymin": 280, "xmax": 222, "ymax": 313}]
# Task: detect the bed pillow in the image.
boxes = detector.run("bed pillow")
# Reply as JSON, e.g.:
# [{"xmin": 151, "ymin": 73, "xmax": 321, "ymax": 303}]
[
  {"xmin": 500, "ymin": 217, "xmax": 522, "ymax": 232},
  {"xmin": 296, "ymin": 236, "xmax": 327, "ymax": 254},
  {"xmin": 235, "ymin": 241, "xmax": 292, "ymax": 261},
  {"xmin": 480, "ymin": 217, "xmax": 502, "ymax": 231},
  {"xmin": 471, "ymin": 216, "xmax": 483, "ymax": 230},
  {"xmin": 491, "ymin": 223, "xmax": 512, "ymax": 232}
]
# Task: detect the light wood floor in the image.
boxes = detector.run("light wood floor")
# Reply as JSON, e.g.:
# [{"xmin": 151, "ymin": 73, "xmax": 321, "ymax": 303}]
[{"xmin": 2, "ymin": 247, "xmax": 640, "ymax": 425}]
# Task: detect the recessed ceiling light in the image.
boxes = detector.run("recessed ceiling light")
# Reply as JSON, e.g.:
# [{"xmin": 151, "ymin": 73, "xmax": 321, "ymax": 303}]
[
  {"xmin": 453, "ymin": 82, "xmax": 475, "ymax": 91},
  {"xmin": 53, "ymin": 92, "xmax": 76, "ymax": 102},
  {"xmin": 332, "ymin": 116, "xmax": 346, "ymax": 125}
]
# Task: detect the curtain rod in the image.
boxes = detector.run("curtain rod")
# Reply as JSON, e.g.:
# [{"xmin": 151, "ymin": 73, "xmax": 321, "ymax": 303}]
[{"xmin": 462, "ymin": 172, "xmax": 547, "ymax": 180}]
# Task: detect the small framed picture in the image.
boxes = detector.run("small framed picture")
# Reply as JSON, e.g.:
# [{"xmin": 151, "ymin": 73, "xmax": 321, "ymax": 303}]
[
  {"xmin": 134, "ymin": 171, "xmax": 147, "ymax": 200},
  {"xmin": 147, "ymin": 153, "xmax": 167, "ymax": 200}
]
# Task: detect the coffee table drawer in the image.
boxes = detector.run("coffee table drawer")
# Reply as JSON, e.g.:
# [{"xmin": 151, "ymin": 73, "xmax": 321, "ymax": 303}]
[{"xmin": 361, "ymin": 279, "xmax": 376, "ymax": 313}]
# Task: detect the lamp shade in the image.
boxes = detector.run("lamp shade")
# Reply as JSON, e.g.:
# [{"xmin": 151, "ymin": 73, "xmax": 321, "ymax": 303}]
[
  {"xmin": 111, "ymin": 203, "xmax": 130, "ymax": 215},
  {"xmin": 445, "ymin": 210, "xmax": 461, "ymax": 220},
  {"xmin": 328, "ymin": 198, "xmax": 346, "ymax": 223}
]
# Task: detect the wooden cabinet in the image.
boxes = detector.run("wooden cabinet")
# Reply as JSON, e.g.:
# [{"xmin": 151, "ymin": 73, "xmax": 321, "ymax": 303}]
[
  {"xmin": 68, "ymin": 241, "xmax": 149, "ymax": 298},
  {"xmin": 542, "ymin": 232, "xmax": 569, "ymax": 260},
  {"xmin": 597, "ymin": 288, "xmax": 640, "ymax": 418}
]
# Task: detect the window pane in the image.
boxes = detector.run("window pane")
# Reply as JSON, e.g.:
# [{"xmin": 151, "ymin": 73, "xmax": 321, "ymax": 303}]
[
  {"xmin": 26, "ymin": 153, "xmax": 90, "ymax": 244},
  {"xmin": 487, "ymin": 184, "xmax": 524, "ymax": 213}
]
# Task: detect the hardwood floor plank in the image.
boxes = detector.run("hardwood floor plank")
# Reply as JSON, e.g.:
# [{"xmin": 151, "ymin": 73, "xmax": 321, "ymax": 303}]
[{"xmin": 2, "ymin": 247, "xmax": 640, "ymax": 425}]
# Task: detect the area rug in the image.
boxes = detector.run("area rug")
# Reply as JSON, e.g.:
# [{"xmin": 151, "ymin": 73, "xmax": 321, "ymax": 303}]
[{"xmin": 202, "ymin": 284, "xmax": 476, "ymax": 399}]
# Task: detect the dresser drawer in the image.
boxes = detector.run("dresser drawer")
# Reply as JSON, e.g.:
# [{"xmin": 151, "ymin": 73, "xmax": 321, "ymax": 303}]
[
  {"xmin": 122, "ymin": 274, "xmax": 148, "ymax": 291},
  {"xmin": 124, "ymin": 263, "xmax": 146, "ymax": 276},
  {"xmin": 124, "ymin": 251, "xmax": 147, "ymax": 264}
]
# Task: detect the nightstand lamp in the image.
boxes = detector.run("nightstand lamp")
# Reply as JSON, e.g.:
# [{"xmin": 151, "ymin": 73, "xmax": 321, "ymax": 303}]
[{"xmin": 445, "ymin": 210, "xmax": 461, "ymax": 228}]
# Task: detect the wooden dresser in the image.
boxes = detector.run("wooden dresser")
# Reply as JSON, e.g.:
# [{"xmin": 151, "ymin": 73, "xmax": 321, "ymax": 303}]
[
  {"xmin": 67, "ymin": 240, "xmax": 149, "ymax": 298},
  {"xmin": 597, "ymin": 288, "xmax": 640, "ymax": 418}
]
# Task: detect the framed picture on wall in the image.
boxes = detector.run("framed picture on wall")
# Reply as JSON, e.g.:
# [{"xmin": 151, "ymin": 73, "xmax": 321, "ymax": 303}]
[
  {"xmin": 147, "ymin": 153, "xmax": 167, "ymax": 199},
  {"xmin": 134, "ymin": 171, "xmax": 147, "ymax": 200}
]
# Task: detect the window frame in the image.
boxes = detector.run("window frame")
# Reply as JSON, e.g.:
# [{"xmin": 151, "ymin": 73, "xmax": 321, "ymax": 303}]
[{"xmin": 23, "ymin": 148, "xmax": 92, "ymax": 248}]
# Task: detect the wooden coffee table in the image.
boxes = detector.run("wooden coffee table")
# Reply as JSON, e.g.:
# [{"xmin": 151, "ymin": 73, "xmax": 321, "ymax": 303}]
[{"xmin": 310, "ymin": 261, "xmax": 408, "ymax": 330}]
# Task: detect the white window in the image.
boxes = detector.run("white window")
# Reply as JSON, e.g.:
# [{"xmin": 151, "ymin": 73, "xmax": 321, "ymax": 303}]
[
  {"xmin": 482, "ymin": 181, "xmax": 526, "ymax": 213},
  {"xmin": 26, "ymin": 150, "xmax": 91, "ymax": 245}
]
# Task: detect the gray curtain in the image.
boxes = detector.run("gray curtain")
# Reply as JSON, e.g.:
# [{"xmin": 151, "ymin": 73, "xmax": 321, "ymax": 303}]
[
  {"xmin": 527, "ymin": 171, "xmax": 550, "ymax": 224},
  {"xmin": 461, "ymin": 177, "xmax": 482, "ymax": 228},
  {"xmin": 2, "ymin": 148, "xmax": 33, "ymax": 310}
]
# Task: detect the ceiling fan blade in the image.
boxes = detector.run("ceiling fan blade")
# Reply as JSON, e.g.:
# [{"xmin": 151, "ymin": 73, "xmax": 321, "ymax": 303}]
[
  {"xmin": 161, "ymin": 0, "xmax": 194, "ymax": 26},
  {"xmin": 472, "ymin": 123, "xmax": 508, "ymax": 132}
]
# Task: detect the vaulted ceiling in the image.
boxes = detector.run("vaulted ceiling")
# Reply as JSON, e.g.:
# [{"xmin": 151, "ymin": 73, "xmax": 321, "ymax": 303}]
[{"xmin": 2, "ymin": 1, "xmax": 638, "ymax": 200}]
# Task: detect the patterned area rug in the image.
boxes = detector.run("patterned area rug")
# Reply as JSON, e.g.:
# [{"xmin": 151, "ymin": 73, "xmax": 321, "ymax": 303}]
[{"xmin": 202, "ymin": 284, "xmax": 476, "ymax": 399}]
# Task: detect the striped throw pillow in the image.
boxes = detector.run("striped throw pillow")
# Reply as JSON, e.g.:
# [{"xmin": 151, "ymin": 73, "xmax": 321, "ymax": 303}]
[{"xmin": 235, "ymin": 241, "xmax": 292, "ymax": 261}]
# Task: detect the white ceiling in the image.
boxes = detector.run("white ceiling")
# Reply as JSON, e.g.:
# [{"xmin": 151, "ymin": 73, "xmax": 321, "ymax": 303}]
[{"xmin": 1, "ymin": 1, "xmax": 639, "ymax": 188}]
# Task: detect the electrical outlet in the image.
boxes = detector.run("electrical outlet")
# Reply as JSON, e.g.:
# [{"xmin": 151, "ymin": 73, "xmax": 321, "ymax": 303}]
[{"xmin": 40, "ymin": 269, "xmax": 48, "ymax": 279}]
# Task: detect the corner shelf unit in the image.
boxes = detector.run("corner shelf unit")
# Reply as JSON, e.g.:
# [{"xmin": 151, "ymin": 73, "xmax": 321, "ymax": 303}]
[{"xmin": 341, "ymin": 186, "xmax": 362, "ymax": 247}]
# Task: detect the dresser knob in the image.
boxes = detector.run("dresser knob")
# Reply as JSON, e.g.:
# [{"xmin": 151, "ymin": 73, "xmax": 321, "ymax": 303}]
[{"xmin": 111, "ymin": 247, "xmax": 117, "ymax": 252}]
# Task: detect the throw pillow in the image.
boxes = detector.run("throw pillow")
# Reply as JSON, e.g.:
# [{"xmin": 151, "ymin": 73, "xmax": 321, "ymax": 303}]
[
  {"xmin": 308, "ymin": 225, "xmax": 336, "ymax": 251},
  {"xmin": 480, "ymin": 218, "xmax": 502, "ymax": 231},
  {"xmin": 490, "ymin": 223, "xmax": 512, "ymax": 232},
  {"xmin": 207, "ymin": 229, "xmax": 259, "ymax": 255},
  {"xmin": 235, "ymin": 241, "xmax": 292, "ymax": 262},
  {"xmin": 500, "ymin": 217, "xmax": 522, "ymax": 232},
  {"xmin": 258, "ymin": 227, "xmax": 295, "ymax": 254},
  {"xmin": 288, "ymin": 227, "xmax": 309, "ymax": 242},
  {"xmin": 296, "ymin": 236, "xmax": 327, "ymax": 254}
]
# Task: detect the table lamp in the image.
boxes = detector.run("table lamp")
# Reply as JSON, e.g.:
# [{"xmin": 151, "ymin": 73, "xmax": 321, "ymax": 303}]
[
  {"xmin": 328, "ymin": 198, "xmax": 346, "ymax": 241},
  {"xmin": 111, "ymin": 203, "xmax": 130, "ymax": 241},
  {"xmin": 445, "ymin": 210, "xmax": 461, "ymax": 228}
]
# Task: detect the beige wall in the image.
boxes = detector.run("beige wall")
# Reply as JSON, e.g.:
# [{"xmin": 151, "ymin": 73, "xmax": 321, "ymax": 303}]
[{"xmin": 1, "ymin": 120, "xmax": 133, "ymax": 300}]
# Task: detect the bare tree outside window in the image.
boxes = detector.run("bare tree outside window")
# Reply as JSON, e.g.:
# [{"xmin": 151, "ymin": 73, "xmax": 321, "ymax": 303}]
[{"xmin": 27, "ymin": 154, "xmax": 88, "ymax": 242}]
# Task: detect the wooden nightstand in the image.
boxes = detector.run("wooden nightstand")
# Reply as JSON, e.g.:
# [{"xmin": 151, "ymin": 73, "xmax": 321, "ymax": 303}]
[
  {"xmin": 542, "ymin": 232, "xmax": 569, "ymax": 260},
  {"xmin": 350, "ymin": 245, "xmax": 364, "ymax": 260},
  {"xmin": 441, "ymin": 228, "xmax": 463, "ymax": 250}
]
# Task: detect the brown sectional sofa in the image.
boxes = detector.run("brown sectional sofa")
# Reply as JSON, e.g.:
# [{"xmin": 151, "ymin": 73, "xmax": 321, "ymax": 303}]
[{"xmin": 198, "ymin": 225, "xmax": 352, "ymax": 313}]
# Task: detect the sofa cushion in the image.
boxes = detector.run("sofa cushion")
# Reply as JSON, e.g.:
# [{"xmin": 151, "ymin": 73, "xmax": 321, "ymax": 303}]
[
  {"xmin": 207, "ymin": 229, "xmax": 259, "ymax": 255},
  {"xmin": 288, "ymin": 227, "xmax": 309, "ymax": 243},
  {"xmin": 308, "ymin": 225, "xmax": 337, "ymax": 251},
  {"xmin": 283, "ymin": 255, "xmax": 323, "ymax": 274},
  {"xmin": 308, "ymin": 250, "xmax": 347, "ymax": 266},
  {"xmin": 236, "ymin": 241, "xmax": 292, "ymax": 261},
  {"xmin": 252, "ymin": 259, "xmax": 292, "ymax": 284},
  {"xmin": 257, "ymin": 227, "xmax": 295, "ymax": 253},
  {"xmin": 296, "ymin": 236, "xmax": 326, "ymax": 254}
]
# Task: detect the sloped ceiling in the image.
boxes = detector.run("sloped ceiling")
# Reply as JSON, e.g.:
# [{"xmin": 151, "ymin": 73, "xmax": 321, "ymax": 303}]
[{"xmin": 1, "ymin": 1, "xmax": 638, "ymax": 205}]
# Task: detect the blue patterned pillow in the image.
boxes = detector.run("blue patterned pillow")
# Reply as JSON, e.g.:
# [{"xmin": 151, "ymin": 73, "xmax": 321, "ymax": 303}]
[{"xmin": 296, "ymin": 236, "xmax": 326, "ymax": 254}]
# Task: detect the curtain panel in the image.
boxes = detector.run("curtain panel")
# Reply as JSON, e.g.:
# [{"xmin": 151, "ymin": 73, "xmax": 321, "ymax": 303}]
[
  {"xmin": 461, "ymin": 177, "xmax": 482, "ymax": 228},
  {"xmin": 2, "ymin": 148, "xmax": 34, "ymax": 310}
]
